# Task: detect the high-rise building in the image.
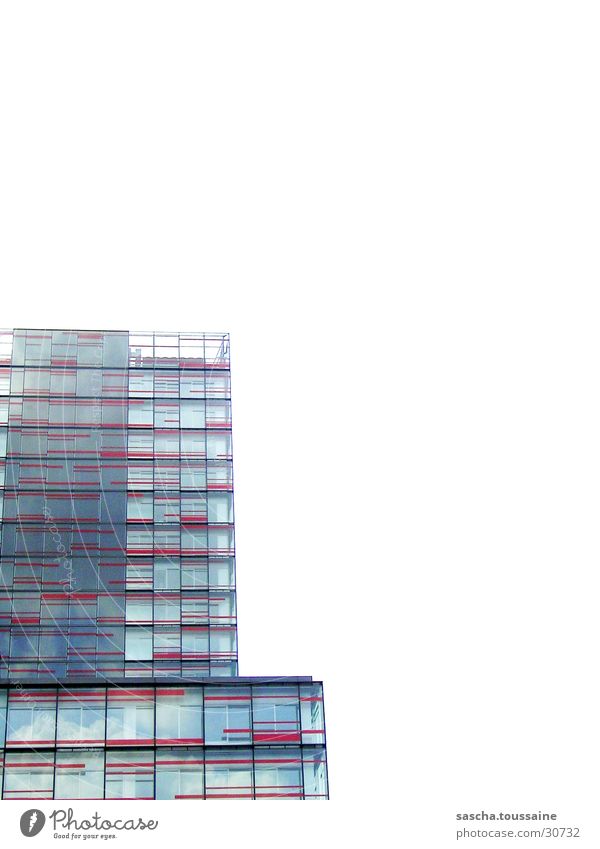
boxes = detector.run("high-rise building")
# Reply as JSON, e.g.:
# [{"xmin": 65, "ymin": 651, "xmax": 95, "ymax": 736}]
[{"xmin": 0, "ymin": 329, "xmax": 328, "ymax": 800}]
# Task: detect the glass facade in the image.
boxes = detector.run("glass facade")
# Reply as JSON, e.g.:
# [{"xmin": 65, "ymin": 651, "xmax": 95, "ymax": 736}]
[
  {"xmin": 0, "ymin": 680, "xmax": 327, "ymax": 799},
  {"xmin": 0, "ymin": 329, "xmax": 235, "ymax": 679},
  {"xmin": 0, "ymin": 329, "xmax": 328, "ymax": 799}
]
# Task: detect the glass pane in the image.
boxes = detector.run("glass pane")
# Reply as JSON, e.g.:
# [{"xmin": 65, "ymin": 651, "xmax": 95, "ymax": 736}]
[
  {"xmin": 106, "ymin": 688, "xmax": 154, "ymax": 745},
  {"xmin": 255, "ymin": 748, "xmax": 303, "ymax": 799},
  {"xmin": 303, "ymin": 748, "xmax": 328, "ymax": 799},
  {"xmin": 252, "ymin": 686, "xmax": 300, "ymax": 744},
  {"xmin": 57, "ymin": 689, "xmax": 106, "ymax": 746},
  {"xmin": 204, "ymin": 687, "xmax": 251, "ymax": 744},
  {"xmin": 156, "ymin": 749, "xmax": 203, "ymax": 800},
  {"xmin": 6, "ymin": 689, "xmax": 56, "ymax": 746},
  {"xmin": 3, "ymin": 752, "xmax": 54, "ymax": 800},
  {"xmin": 55, "ymin": 750, "xmax": 104, "ymax": 799},
  {"xmin": 205, "ymin": 749, "xmax": 252, "ymax": 799},
  {"xmin": 0, "ymin": 691, "xmax": 6, "ymax": 746},
  {"xmin": 125, "ymin": 629, "xmax": 153, "ymax": 661},
  {"xmin": 156, "ymin": 687, "xmax": 203, "ymax": 744},
  {"xmin": 300, "ymin": 683, "xmax": 325, "ymax": 745},
  {"xmin": 129, "ymin": 400, "xmax": 153, "ymax": 426},
  {"xmin": 207, "ymin": 493, "xmax": 233, "ymax": 523},
  {"xmin": 105, "ymin": 751, "xmax": 153, "ymax": 799}
]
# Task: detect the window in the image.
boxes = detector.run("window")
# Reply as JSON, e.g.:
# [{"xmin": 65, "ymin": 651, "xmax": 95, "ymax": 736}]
[
  {"xmin": 50, "ymin": 369, "xmax": 77, "ymax": 395},
  {"xmin": 154, "ymin": 370, "xmax": 179, "ymax": 397},
  {"xmin": 155, "ymin": 493, "xmax": 180, "ymax": 523},
  {"xmin": 303, "ymin": 749, "xmax": 328, "ymax": 799},
  {"xmin": 208, "ymin": 525, "xmax": 234, "ymax": 555},
  {"xmin": 155, "ymin": 431, "xmax": 179, "ymax": 457},
  {"xmin": 255, "ymin": 748, "xmax": 303, "ymax": 799},
  {"xmin": 105, "ymin": 751, "xmax": 154, "ymax": 798},
  {"xmin": 106, "ymin": 688, "xmax": 154, "ymax": 744},
  {"xmin": 0, "ymin": 370, "xmax": 10, "ymax": 395},
  {"xmin": 153, "ymin": 630, "xmax": 180, "ymax": 664},
  {"xmin": 102, "ymin": 333, "xmax": 128, "ymax": 368},
  {"xmin": 181, "ymin": 431, "xmax": 204, "ymax": 458},
  {"xmin": 0, "ymin": 690, "xmax": 6, "ymax": 746},
  {"xmin": 206, "ymin": 432, "xmax": 231, "ymax": 460},
  {"xmin": 129, "ymin": 371, "xmax": 153, "ymax": 397},
  {"xmin": 102, "ymin": 401, "xmax": 127, "ymax": 427},
  {"xmin": 156, "ymin": 749, "xmax": 203, "ymax": 800},
  {"xmin": 181, "ymin": 461, "xmax": 206, "ymax": 489},
  {"xmin": 127, "ymin": 528, "xmax": 153, "ymax": 553},
  {"xmin": 10, "ymin": 368, "xmax": 24, "ymax": 393},
  {"xmin": 126, "ymin": 560, "xmax": 153, "ymax": 591},
  {"xmin": 55, "ymin": 750, "xmax": 104, "ymax": 799},
  {"xmin": 155, "ymin": 401, "xmax": 179, "ymax": 428},
  {"xmin": 156, "ymin": 687, "xmax": 203, "ymax": 744},
  {"xmin": 205, "ymin": 749, "xmax": 252, "ymax": 799},
  {"xmin": 129, "ymin": 400, "xmax": 153, "ymax": 426},
  {"xmin": 127, "ymin": 493, "xmax": 153, "ymax": 522},
  {"xmin": 208, "ymin": 591, "xmax": 235, "ymax": 626},
  {"xmin": 27, "ymin": 399, "xmax": 53, "ymax": 426},
  {"xmin": 181, "ymin": 627, "xmax": 208, "ymax": 660},
  {"xmin": 209, "ymin": 557, "xmax": 235, "ymax": 589},
  {"xmin": 24, "ymin": 367, "xmax": 50, "ymax": 393},
  {"xmin": 181, "ymin": 595, "xmax": 208, "ymax": 624},
  {"xmin": 300, "ymin": 683, "xmax": 325, "ymax": 745},
  {"xmin": 154, "ymin": 527, "xmax": 179, "ymax": 554},
  {"xmin": 9, "ymin": 331, "xmax": 24, "ymax": 364},
  {"xmin": 154, "ymin": 557, "xmax": 180, "ymax": 590},
  {"xmin": 252, "ymin": 686, "xmax": 300, "ymax": 744},
  {"xmin": 51, "ymin": 330, "xmax": 77, "ymax": 359},
  {"xmin": 76, "ymin": 368, "xmax": 102, "ymax": 396},
  {"xmin": 76, "ymin": 334, "xmax": 102, "ymax": 366},
  {"xmin": 209, "ymin": 627, "xmax": 236, "ymax": 661},
  {"xmin": 182, "ymin": 527, "xmax": 207, "ymax": 554},
  {"xmin": 6, "ymin": 689, "xmax": 56, "ymax": 746},
  {"xmin": 206, "ymin": 399, "xmax": 231, "ymax": 427},
  {"xmin": 3, "ymin": 752, "xmax": 54, "ymax": 800},
  {"xmin": 181, "ymin": 558, "xmax": 208, "ymax": 589},
  {"xmin": 155, "ymin": 460, "xmax": 180, "ymax": 489},
  {"xmin": 206, "ymin": 460, "xmax": 233, "ymax": 490},
  {"xmin": 180, "ymin": 372, "xmax": 204, "ymax": 399},
  {"xmin": 204, "ymin": 687, "xmax": 251, "ymax": 744},
  {"xmin": 181, "ymin": 494, "xmax": 206, "ymax": 523},
  {"xmin": 125, "ymin": 628, "xmax": 153, "ymax": 661},
  {"xmin": 128, "ymin": 431, "xmax": 153, "ymax": 457},
  {"xmin": 205, "ymin": 371, "xmax": 230, "ymax": 397},
  {"xmin": 128, "ymin": 461, "xmax": 153, "ymax": 489},
  {"xmin": 207, "ymin": 493, "xmax": 233, "ymax": 523},
  {"xmin": 181, "ymin": 399, "xmax": 205, "ymax": 428},
  {"xmin": 126, "ymin": 596, "xmax": 153, "ymax": 623},
  {"xmin": 154, "ymin": 596, "xmax": 179, "ymax": 623}
]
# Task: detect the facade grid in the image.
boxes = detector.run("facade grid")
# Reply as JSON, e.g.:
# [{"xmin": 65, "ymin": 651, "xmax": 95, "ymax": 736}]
[{"xmin": 0, "ymin": 329, "xmax": 328, "ymax": 800}]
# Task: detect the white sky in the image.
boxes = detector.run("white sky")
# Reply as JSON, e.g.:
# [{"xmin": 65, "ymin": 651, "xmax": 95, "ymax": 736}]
[{"xmin": 1, "ymin": 2, "xmax": 600, "ymax": 847}]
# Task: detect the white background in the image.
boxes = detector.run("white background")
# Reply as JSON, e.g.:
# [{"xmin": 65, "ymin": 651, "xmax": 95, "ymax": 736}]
[{"xmin": 1, "ymin": 2, "xmax": 599, "ymax": 847}]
